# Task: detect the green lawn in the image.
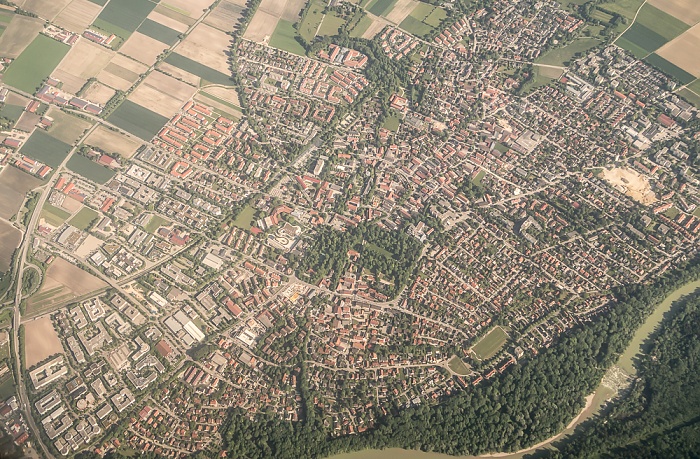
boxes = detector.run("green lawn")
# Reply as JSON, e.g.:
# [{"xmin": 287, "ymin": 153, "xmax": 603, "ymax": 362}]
[
  {"xmin": 68, "ymin": 207, "xmax": 99, "ymax": 230},
  {"xmin": 400, "ymin": 15, "xmax": 434, "ymax": 37},
  {"xmin": 163, "ymin": 53, "xmax": 233, "ymax": 86},
  {"xmin": 144, "ymin": 214, "xmax": 170, "ymax": 233},
  {"xmin": 367, "ymin": 0, "xmax": 397, "ymax": 17},
  {"xmin": 67, "ymin": 154, "xmax": 116, "ymax": 184},
  {"xmin": 472, "ymin": 170, "xmax": 486, "ymax": 186},
  {"xmin": 0, "ymin": 375, "xmax": 14, "ymax": 400},
  {"xmin": 645, "ymin": 54, "xmax": 696, "ymax": 85},
  {"xmin": 409, "ymin": 2, "xmax": 434, "ymax": 21},
  {"xmin": 269, "ymin": 20, "xmax": 307, "ymax": 56},
  {"xmin": 597, "ymin": 0, "xmax": 644, "ymax": 20},
  {"xmin": 382, "ymin": 115, "xmax": 400, "ymax": 132},
  {"xmin": 3, "ymin": 35, "xmax": 70, "ymax": 93},
  {"xmin": 298, "ymin": 0, "xmax": 325, "ymax": 42},
  {"xmin": 447, "ymin": 356, "xmax": 470, "ymax": 376},
  {"xmin": 107, "ymin": 100, "xmax": 169, "ymax": 141},
  {"xmin": 40, "ymin": 204, "xmax": 71, "ymax": 227},
  {"xmin": 472, "ymin": 326, "xmax": 509, "ymax": 360},
  {"xmin": 232, "ymin": 205, "xmax": 256, "ymax": 230},
  {"xmin": 536, "ymin": 38, "xmax": 601, "ymax": 66},
  {"xmin": 20, "ymin": 130, "xmax": 72, "ymax": 168},
  {"xmin": 137, "ymin": 18, "xmax": 181, "ymax": 45},
  {"xmin": 318, "ymin": 13, "xmax": 346, "ymax": 37}
]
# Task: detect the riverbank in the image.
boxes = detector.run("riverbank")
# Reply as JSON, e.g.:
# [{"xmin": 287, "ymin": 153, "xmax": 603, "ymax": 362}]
[{"xmin": 327, "ymin": 279, "xmax": 700, "ymax": 459}]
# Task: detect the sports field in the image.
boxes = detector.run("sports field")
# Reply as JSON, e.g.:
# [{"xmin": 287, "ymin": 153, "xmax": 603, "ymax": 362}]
[
  {"xmin": 107, "ymin": 100, "xmax": 169, "ymax": 141},
  {"xmin": 67, "ymin": 155, "xmax": 116, "ymax": 185},
  {"xmin": 69, "ymin": 207, "xmax": 99, "ymax": 230},
  {"xmin": 19, "ymin": 131, "xmax": 72, "ymax": 168},
  {"xmin": 472, "ymin": 326, "xmax": 509, "ymax": 360},
  {"xmin": 2, "ymin": 34, "xmax": 70, "ymax": 93}
]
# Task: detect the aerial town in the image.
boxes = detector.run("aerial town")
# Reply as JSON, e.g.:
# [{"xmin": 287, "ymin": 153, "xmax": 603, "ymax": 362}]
[{"xmin": 0, "ymin": 0, "xmax": 697, "ymax": 457}]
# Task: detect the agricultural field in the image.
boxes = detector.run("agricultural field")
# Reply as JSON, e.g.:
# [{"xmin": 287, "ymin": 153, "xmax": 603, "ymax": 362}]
[
  {"xmin": 15, "ymin": 112, "xmax": 40, "ymax": 133},
  {"xmin": 162, "ymin": 52, "xmax": 233, "ymax": 86},
  {"xmin": 349, "ymin": 15, "xmax": 373, "ymax": 37},
  {"xmin": 656, "ymin": 25, "xmax": 700, "ymax": 79},
  {"xmin": 173, "ymin": 22, "xmax": 233, "ymax": 75},
  {"xmin": 2, "ymin": 34, "xmax": 70, "ymax": 93},
  {"xmin": 648, "ymin": 0, "xmax": 700, "ymax": 26},
  {"xmin": 269, "ymin": 19, "xmax": 307, "ymax": 56},
  {"xmin": 204, "ymin": 0, "xmax": 245, "ymax": 32},
  {"xmin": 53, "ymin": 0, "xmax": 103, "ymax": 33},
  {"xmin": 119, "ymin": 31, "xmax": 169, "ymax": 66},
  {"xmin": 16, "ymin": 0, "xmax": 71, "ymax": 20},
  {"xmin": 66, "ymin": 154, "xmax": 116, "ymax": 185},
  {"xmin": 243, "ymin": 9, "xmax": 279, "ymax": 42},
  {"xmin": 0, "ymin": 10, "xmax": 14, "ymax": 38},
  {"xmin": 399, "ymin": 2, "xmax": 445, "ymax": 37},
  {"xmin": 137, "ymin": 18, "xmax": 181, "ymax": 45},
  {"xmin": 244, "ymin": 0, "xmax": 307, "ymax": 42},
  {"xmin": 645, "ymin": 52, "xmax": 696, "ymax": 84},
  {"xmin": 128, "ymin": 70, "xmax": 197, "ymax": 118},
  {"xmin": 83, "ymin": 81, "xmax": 116, "ymax": 105},
  {"xmin": 0, "ymin": 15, "xmax": 43, "ymax": 58},
  {"xmin": 92, "ymin": 0, "xmax": 156, "ymax": 45},
  {"xmin": 19, "ymin": 130, "xmax": 72, "ymax": 168},
  {"xmin": 97, "ymin": 53, "xmax": 148, "ymax": 91},
  {"xmin": 106, "ymin": 100, "xmax": 169, "ymax": 141},
  {"xmin": 46, "ymin": 107, "xmax": 93, "ymax": 145},
  {"xmin": 84, "ymin": 125, "xmax": 143, "ymax": 159},
  {"xmin": 195, "ymin": 93, "xmax": 243, "ymax": 119},
  {"xmin": 367, "ymin": 0, "xmax": 398, "ymax": 17},
  {"xmin": 386, "ymin": 0, "xmax": 417, "ymax": 24},
  {"xmin": 0, "ymin": 220, "xmax": 20, "ymax": 273},
  {"xmin": 26, "ymin": 257, "xmax": 107, "ymax": 317},
  {"xmin": 0, "ymin": 103, "xmax": 24, "ymax": 124},
  {"xmin": 0, "ymin": 167, "xmax": 42, "ymax": 219},
  {"xmin": 68, "ymin": 207, "xmax": 99, "ymax": 230},
  {"xmin": 536, "ymin": 37, "xmax": 601, "ymax": 66},
  {"xmin": 471, "ymin": 326, "xmax": 509, "ymax": 361},
  {"xmin": 616, "ymin": 4, "xmax": 689, "ymax": 57},
  {"xmin": 160, "ymin": 0, "xmax": 215, "ymax": 18},
  {"xmin": 153, "ymin": 3, "xmax": 196, "ymax": 28},
  {"xmin": 147, "ymin": 10, "xmax": 190, "ymax": 33},
  {"xmin": 24, "ymin": 316, "xmax": 63, "ymax": 368},
  {"xmin": 40, "ymin": 203, "xmax": 71, "ymax": 227},
  {"xmin": 678, "ymin": 87, "xmax": 700, "ymax": 108},
  {"xmin": 53, "ymin": 39, "xmax": 115, "ymax": 94}
]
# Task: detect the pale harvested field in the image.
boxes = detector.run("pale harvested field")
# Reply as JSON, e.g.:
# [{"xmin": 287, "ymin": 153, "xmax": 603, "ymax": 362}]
[
  {"xmin": 154, "ymin": 4, "xmax": 196, "ymax": 27},
  {"xmin": 0, "ymin": 16, "xmax": 44, "ymax": 58},
  {"xmin": 0, "ymin": 219, "xmax": 21, "ymax": 273},
  {"xmin": 601, "ymin": 167, "xmax": 657, "ymax": 205},
  {"xmin": 17, "ymin": 0, "xmax": 71, "ymax": 21},
  {"xmin": 362, "ymin": 15, "xmax": 387, "ymax": 39},
  {"xmin": 656, "ymin": 24, "xmax": 700, "ymax": 78},
  {"xmin": 385, "ymin": 0, "xmax": 417, "ymax": 24},
  {"xmin": 24, "ymin": 317, "xmax": 63, "ymax": 368},
  {"xmin": 76, "ymin": 234, "xmax": 102, "ymax": 258},
  {"xmin": 648, "ymin": 0, "xmax": 700, "ymax": 26},
  {"xmin": 201, "ymin": 85, "xmax": 241, "ymax": 106},
  {"xmin": 83, "ymin": 81, "xmax": 116, "ymax": 105},
  {"xmin": 147, "ymin": 10, "xmax": 190, "ymax": 33},
  {"xmin": 204, "ymin": 0, "xmax": 244, "ymax": 32},
  {"xmin": 161, "ymin": 0, "xmax": 215, "ymax": 18},
  {"xmin": 175, "ymin": 23, "xmax": 232, "ymax": 74},
  {"xmin": 54, "ymin": 40, "xmax": 114, "ymax": 93},
  {"xmin": 85, "ymin": 125, "xmax": 143, "ymax": 158},
  {"xmin": 6, "ymin": 92, "xmax": 28, "ymax": 107},
  {"xmin": 226, "ymin": 0, "xmax": 249, "ymax": 6},
  {"xmin": 54, "ymin": 0, "xmax": 103, "ymax": 33},
  {"xmin": 243, "ymin": 10, "xmax": 279, "ymax": 42},
  {"xmin": 60, "ymin": 196, "xmax": 82, "ymax": 213},
  {"xmin": 0, "ymin": 167, "xmax": 43, "ymax": 220},
  {"xmin": 27, "ymin": 257, "xmax": 107, "ymax": 313},
  {"xmin": 129, "ymin": 71, "xmax": 196, "ymax": 118},
  {"xmin": 15, "ymin": 112, "xmax": 40, "ymax": 132},
  {"xmin": 46, "ymin": 107, "xmax": 92, "ymax": 145},
  {"xmin": 195, "ymin": 93, "xmax": 243, "ymax": 119},
  {"xmin": 98, "ymin": 54, "xmax": 148, "ymax": 91},
  {"xmin": 120, "ymin": 32, "xmax": 168, "ymax": 66},
  {"xmin": 158, "ymin": 62, "xmax": 201, "ymax": 86}
]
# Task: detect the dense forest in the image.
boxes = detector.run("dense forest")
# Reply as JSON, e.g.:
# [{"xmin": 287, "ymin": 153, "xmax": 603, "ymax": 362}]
[
  {"xmin": 221, "ymin": 255, "xmax": 700, "ymax": 458},
  {"xmin": 536, "ymin": 290, "xmax": 700, "ymax": 459}
]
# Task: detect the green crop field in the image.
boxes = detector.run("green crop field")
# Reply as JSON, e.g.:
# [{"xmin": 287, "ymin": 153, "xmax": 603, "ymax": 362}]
[
  {"xmin": 537, "ymin": 38, "xmax": 601, "ymax": 66},
  {"xmin": 400, "ymin": 15, "xmax": 433, "ymax": 37},
  {"xmin": 409, "ymin": 2, "xmax": 434, "ymax": 21},
  {"xmin": 350, "ymin": 16, "xmax": 372, "ymax": 37},
  {"xmin": 20, "ymin": 131, "xmax": 72, "ymax": 168},
  {"xmin": 590, "ymin": 8, "xmax": 613, "ymax": 24},
  {"xmin": 0, "ymin": 104, "xmax": 24, "ymax": 124},
  {"xmin": 40, "ymin": 204, "xmax": 71, "ymax": 227},
  {"xmin": 318, "ymin": 13, "xmax": 346, "ymax": 37},
  {"xmin": 269, "ymin": 20, "xmax": 307, "ymax": 56},
  {"xmin": 137, "ymin": 18, "xmax": 181, "ymax": 45},
  {"xmin": 472, "ymin": 326, "xmax": 509, "ymax": 360},
  {"xmin": 635, "ymin": 4, "xmax": 689, "ymax": 41},
  {"xmin": 423, "ymin": 7, "xmax": 447, "ymax": 27},
  {"xmin": 69, "ymin": 207, "xmax": 99, "ymax": 230},
  {"xmin": 618, "ymin": 23, "xmax": 667, "ymax": 57},
  {"xmin": 3, "ymin": 35, "xmax": 70, "ymax": 93},
  {"xmin": 0, "ymin": 11, "xmax": 14, "ymax": 38},
  {"xmin": 89, "ymin": 0, "xmax": 108, "ymax": 5},
  {"xmin": 94, "ymin": 0, "xmax": 156, "ymax": 39},
  {"xmin": 107, "ymin": 100, "xmax": 169, "ymax": 141},
  {"xmin": 299, "ymin": 0, "xmax": 325, "ymax": 41},
  {"xmin": 679, "ymin": 88, "xmax": 700, "ymax": 109},
  {"xmin": 645, "ymin": 53, "xmax": 696, "ymax": 85},
  {"xmin": 163, "ymin": 53, "xmax": 232, "ymax": 85},
  {"xmin": 688, "ymin": 79, "xmax": 700, "ymax": 94},
  {"xmin": 367, "ymin": 0, "xmax": 398, "ymax": 17},
  {"xmin": 67, "ymin": 155, "xmax": 116, "ymax": 185}
]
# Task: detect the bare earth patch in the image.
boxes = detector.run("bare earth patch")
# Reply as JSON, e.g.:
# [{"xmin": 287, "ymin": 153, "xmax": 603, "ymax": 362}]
[
  {"xmin": 601, "ymin": 167, "xmax": 657, "ymax": 205},
  {"xmin": 656, "ymin": 24, "xmax": 700, "ymax": 78},
  {"xmin": 204, "ymin": 0, "xmax": 244, "ymax": 32},
  {"xmin": 0, "ymin": 166, "xmax": 43, "ymax": 220},
  {"xmin": 24, "ymin": 316, "xmax": 64, "ymax": 368},
  {"xmin": 83, "ymin": 81, "xmax": 116, "ymax": 105},
  {"xmin": 243, "ymin": 10, "xmax": 279, "ymax": 42},
  {"xmin": 119, "ymin": 32, "xmax": 168, "ymax": 66},
  {"xmin": 0, "ymin": 15, "xmax": 44, "ymax": 58},
  {"xmin": 385, "ymin": 0, "xmax": 418, "ymax": 24},
  {"xmin": 174, "ymin": 22, "xmax": 232, "ymax": 74},
  {"xmin": 648, "ymin": 0, "xmax": 700, "ymax": 26},
  {"xmin": 84, "ymin": 125, "xmax": 143, "ymax": 158},
  {"xmin": 362, "ymin": 14, "xmax": 387, "ymax": 39}
]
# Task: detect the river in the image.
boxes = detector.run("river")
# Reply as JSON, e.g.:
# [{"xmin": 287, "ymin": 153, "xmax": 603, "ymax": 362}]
[{"xmin": 328, "ymin": 278, "xmax": 700, "ymax": 459}]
